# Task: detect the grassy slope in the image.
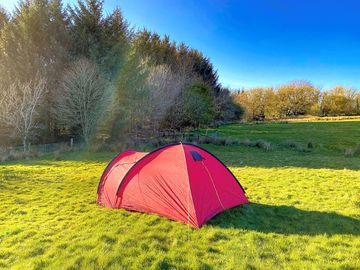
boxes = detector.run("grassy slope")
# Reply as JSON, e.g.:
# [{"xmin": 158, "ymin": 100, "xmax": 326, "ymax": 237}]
[{"xmin": 1, "ymin": 121, "xmax": 360, "ymax": 270}]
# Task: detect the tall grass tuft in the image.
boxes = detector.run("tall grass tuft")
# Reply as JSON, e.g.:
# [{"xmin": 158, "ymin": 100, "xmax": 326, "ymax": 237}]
[
  {"xmin": 240, "ymin": 139, "xmax": 252, "ymax": 147},
  {"xmin": 354, "ymin": 143, "xmax": 360, "ymax": 156},
  {"xmin": 0, "ymin": 149, "xmax": 41, "ymax": 162},
  {"xmin": 199, "ymin": 136, "xmax": 212, "ymax": 144},
  {"xmin": 253, "ymin": 140, "xmax": 273, "ymax": 151},
  {"xmin": 344, "ymin": 143, "xmax": 360, "ymax": 157},
  {"xmin": 282, "ymin": 140, "xmax": 310, "ymax": 152},
  {"xmin": 238, "ymin": 139, "xmax": 273, "ymax": 151},
  {"xmin": 213, "ymin": 138, "xmax": 226, "ymax": 145}
]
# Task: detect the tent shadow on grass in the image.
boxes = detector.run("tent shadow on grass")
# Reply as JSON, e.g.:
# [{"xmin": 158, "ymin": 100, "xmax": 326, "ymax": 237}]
[{"xmin": 209, "ymin": 203, "xmax": 360, "ymax": 236}]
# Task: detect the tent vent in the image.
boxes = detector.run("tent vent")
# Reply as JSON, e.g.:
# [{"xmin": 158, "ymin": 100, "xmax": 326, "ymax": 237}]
[{"xmin": 190, "ymin": 150, "xmax": 204, "ymax": 161}]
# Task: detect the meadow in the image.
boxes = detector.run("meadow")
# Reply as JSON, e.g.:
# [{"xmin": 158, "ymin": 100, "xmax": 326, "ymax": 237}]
[{"xmin": 0, "ymin": 120, "xmax": 360, "ymax": 270}]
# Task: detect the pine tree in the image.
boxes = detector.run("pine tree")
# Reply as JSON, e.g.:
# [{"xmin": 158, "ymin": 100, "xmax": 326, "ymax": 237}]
[
  {"xmin": 0, "ymin": 6, "xmax": 8, "ymax": 31},
  {"xmin": 0, "ymin": 0, "xmax": 70, "ymax": 141},
  {"xmin": 68, "ymin": 0, "xmax": 130, "ymax": 77},
  {"xmin": 68, "ymin": 0, "xmax": 105, "ymax": 60}
]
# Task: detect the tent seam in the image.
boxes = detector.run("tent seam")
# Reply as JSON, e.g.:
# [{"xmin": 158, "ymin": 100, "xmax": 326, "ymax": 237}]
[
  {"xmin": 180, "ymin": 143, "xmax": 198, "ymax": 227},
  {"xmin": 115, "ymin": 143, "xmax": 181, "ymax": 196},
  {"xmin": 202, "ymin": 161, "xmax": 225, "ymax": 210}
]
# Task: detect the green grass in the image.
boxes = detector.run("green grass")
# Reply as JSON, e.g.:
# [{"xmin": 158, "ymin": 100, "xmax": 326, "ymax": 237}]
[
  {"xmin": 1, "ymin": 121, "xmax": 360, "ymax": 269},
  {"xmin": 206, "ymin": 120, "xmax": 360, "ymax": 151}
]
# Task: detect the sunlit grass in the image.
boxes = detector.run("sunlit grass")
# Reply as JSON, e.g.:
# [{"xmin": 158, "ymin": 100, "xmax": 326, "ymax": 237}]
[
  {"xmin": 283, "ymin": 115, "xmax": 360, "ymax": 122},
  {"xmin": 1, "ymin": 121, "xmax": 360, "ymax": 269},
  {"xmin": 206, "ymin": 120, "xmax": 360, "ymax": 151}
]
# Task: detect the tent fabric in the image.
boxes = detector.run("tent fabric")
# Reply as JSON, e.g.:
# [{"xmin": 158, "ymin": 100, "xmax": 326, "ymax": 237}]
[{"xmin": 97, "ymin": 143, "xmax": 248, "ymax": 228}]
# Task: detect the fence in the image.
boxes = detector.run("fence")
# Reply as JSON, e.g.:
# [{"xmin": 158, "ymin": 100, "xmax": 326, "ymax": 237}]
[{"xmin": 1, "ymin": 139, "xmax": 82, "ymax": 154}]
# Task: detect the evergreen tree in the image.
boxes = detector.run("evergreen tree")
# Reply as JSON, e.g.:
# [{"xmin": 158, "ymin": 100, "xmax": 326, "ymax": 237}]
[
  {"xmin": 68, "ymin": 0, "xmax": 104, "ymax": 59},
  {"xmin": 0, "ymin": 0, "xmax": 244, "ymax": 146},
  {"xmin": 102, "ymin": 7, "xmax": 131, "ymax": 77},
  {"xmin": 0, "ymin": 0, "xmax": 70, "ymax": 141},
  {"xmin": 68, "ymin": 0, "xmax": 130, "ymax": 77},
  {"xmin": 0, "ymin": 0, "xmax": 69, "ymax": 84},
  {"xmin": 187, "ymin": 49, "xmax": 220, "ymax": 93},
  {"xmin": 0, "ymin": 6, "xmax": 8, "ymax": 31},
  {"xmin": 98, "ymin": 45, "xmax": 149, "ymax": 141}
]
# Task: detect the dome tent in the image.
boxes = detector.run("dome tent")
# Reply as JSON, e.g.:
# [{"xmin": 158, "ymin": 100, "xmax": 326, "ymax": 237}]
[{"xmin": 97, "ymin": 143, "xmax": 248, "ymax": 227}]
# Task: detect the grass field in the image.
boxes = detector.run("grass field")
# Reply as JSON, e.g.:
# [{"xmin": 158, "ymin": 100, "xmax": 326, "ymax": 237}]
[{"xmin": 1, "ymin": 120, "xmax": 360, "ymax": 269}]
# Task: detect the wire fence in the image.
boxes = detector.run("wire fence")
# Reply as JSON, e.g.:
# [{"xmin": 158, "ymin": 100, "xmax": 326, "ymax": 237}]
[
  {"xmin": 1, "ymin": 139, "xmax": 82, "ymax": 154},
  {"xmin": 0, "ymin": 139, "xmax": 86, "ymax": 162},
  {"xmin": 0, "ymin": 131, "xmax": 223, "ymax": 162}
]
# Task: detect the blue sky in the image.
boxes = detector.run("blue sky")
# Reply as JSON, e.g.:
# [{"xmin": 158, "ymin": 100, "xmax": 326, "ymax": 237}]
[{"xmin": 2, "ymin": 0, "xmax": 360, "ymax": 90}]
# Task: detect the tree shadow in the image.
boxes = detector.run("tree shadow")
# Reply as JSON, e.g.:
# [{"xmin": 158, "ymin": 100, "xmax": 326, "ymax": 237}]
[{"xmin": 209, "ymin": 203, "xmax": 360, "ymax": 236}]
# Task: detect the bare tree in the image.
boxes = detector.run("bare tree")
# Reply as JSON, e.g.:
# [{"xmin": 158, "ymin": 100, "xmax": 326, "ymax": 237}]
[
  {"xmin": 98, "ymin": 58, "xmax": 194, "ymax": 142},
  {"xmin": 55, "ymin": 59, "xmax": 110, "ymax": 145},
  {"xmin": 145, "ymin": 64, "xmax": 192, "ymax": 132},
  {"xmin": 137, "ymin": 62, "xmax": 199, "ymax": 137},
  {"xmin": 0, "ymin": 77, "xmax": 46, "ymax": 151}
]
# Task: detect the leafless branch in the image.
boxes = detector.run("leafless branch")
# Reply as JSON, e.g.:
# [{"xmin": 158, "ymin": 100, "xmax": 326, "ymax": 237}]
[
  {"xmin": 55, "ymin": 59, "xmax": 110, "ymax": 144},
  {"xmin": 0, "ymin": 77, "xmax": 46, "ymax": 151}
]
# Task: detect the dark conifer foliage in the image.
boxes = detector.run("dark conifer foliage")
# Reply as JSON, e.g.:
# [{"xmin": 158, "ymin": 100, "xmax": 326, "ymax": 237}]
[
  {"xmin": 0, "ymin": 0, "xmax": 69, "ymax": 84},
  {"xmin": 0, "ymin": 0, "xmax": 71, "ymax": 142},
  {"xmin": 0, "ymin": 0, "xmax": 241, "ymax": 146},
  {"xmin": 187, "ymin": 49, "xmax": 221, "ymax": 93},
  {"xmin": 68, "ymin": 1, "xmax": 130, "ymax": 77},
  {"xmin": 0, "ymin": 0, "xmax": 359, "ymax": 148},
  {"xmin": 68, "ymin": 0, "xmax": 105, "ymax": 59},
  {"xmin": 0, "ymin": 6, "xmax": 8, "ymax": 30}
]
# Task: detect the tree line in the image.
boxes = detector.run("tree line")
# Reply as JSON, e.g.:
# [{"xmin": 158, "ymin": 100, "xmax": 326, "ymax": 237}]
[
  {"xmin": 0, "ymin": 0, "xmax": 242, "ymax": 149},
  {"xmin": 233, "ymin": 81, "xmax": 360, "ymax": 121}
]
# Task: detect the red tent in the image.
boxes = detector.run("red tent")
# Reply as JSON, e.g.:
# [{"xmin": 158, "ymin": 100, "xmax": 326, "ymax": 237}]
[{"xmin": 97, "ymin": 143, "xmax": 248, "ymax": 227}]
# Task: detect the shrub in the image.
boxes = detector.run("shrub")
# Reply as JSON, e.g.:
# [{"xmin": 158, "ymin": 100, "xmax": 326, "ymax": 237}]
[
  {"xmin": 238, "ymin": 138, "xmax": 272, "ymax": 150},
  {"xmin": 344, "ymin": 148, "xmax": 354, "ymax": 157},
  {"xmin": 344, "ymin": 143, "xmax": 360, "ymax": 157},
  {"xmin": 240, "ymin": 139, "xmax": 252, "ymax": 147},
  {"xmin": 214, "ymin": 138, "xmax": 226, "ymax": 145},
  {"xmin": 199, "ymin": 136, "xmax": 212, "ymax": 144},
  {"xmin": 0, "ymin": 149, "xmax": 41, "ymax": 162},
  {"xmin": 90, "ymin": 143, "xmax": 116, "ymax": 152},
  {"xmin": 225, "ymin": 138, "xmax": 236, "ymax": 145},
  {"xmin": 28, "ymin": 150, "xmax": 40, "ymax": 158},
  {"xmin": 231, "ymin": 139, "xmax": 241, "ymax": 145},
  {"xmin": 198, "ymin": 135, "xmax": 241, "ymax": 146},
  {"xmin": 254, "ymin": 140, "xmax": 272, "ymax": 151},
  {"xmin": 297, "ymin": 146, "xmax": 311, "ymax": 152},
  {"xmin": 154, "ymin": 138, "xmax": 165, "ymax": 147},
  {"xmin": 282, "ymin": 140, "xmax": 310, "ymax": 152},
  {"xmin": 0, "ymin": 146, "xmax": 6, "ymax": 156},
  {"xmin": 53, "ymin": 150, "xmax": 61, "ymax": 161},
  {"xmin": 283, "ymin": 140, "xmax": 298, "ymax": 149},
  {"xmin": 354, "ymin": 143, "xmax": 360, "ymax": 156},
  {"xmin": 7, "ymin": 151, "xmax": 25, "ymax": 161}
]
